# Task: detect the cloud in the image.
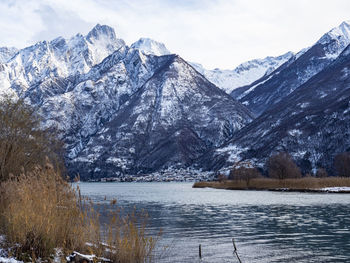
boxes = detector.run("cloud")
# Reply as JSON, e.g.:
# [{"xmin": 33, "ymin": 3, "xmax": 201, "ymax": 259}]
[
  {"xmin": 31, "ymin": 5, "xmax": 93, "ymax": 42},
  {"xmin": 0, "ymin": 0, "xmax": 350, "ymax": 68}
]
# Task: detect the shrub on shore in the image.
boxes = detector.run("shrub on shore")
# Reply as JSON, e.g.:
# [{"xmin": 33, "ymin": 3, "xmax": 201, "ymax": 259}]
[
  {"xmin": 316, "ymin": 168, "xmax": 328, "ymax": 178},
  {"xmin": 267, "ymin": 152, "xmax": 301, "ymax": 179},
  {"xmin": 334, "ymin": 152, "xmax": 350, "ymax": 177},
  {"xmin": 229, "ymin": 162, "xmax": 261, "ymax": 187},
  {"xmin": 0, "ymin": 95, "xmax": 64, "ymax": 182}
]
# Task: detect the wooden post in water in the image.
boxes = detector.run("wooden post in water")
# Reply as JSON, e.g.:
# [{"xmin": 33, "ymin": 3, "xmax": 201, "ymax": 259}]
[
  {"xmin": 232, "ymin": 238, "xmax": 242, "ymax": 263},
  {"xmin": 199, "ymin": 244, "xmax": 202, "ymax": 259}
]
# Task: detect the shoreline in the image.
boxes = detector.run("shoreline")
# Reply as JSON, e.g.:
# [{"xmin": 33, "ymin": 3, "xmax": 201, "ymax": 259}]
[{"xmin": 192, "ymin": 178, "xmax": 350, "ymax": 194}]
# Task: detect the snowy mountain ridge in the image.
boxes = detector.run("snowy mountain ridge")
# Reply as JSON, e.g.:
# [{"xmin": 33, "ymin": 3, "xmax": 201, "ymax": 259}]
[
  {"xmin": 190, "ymin": 51, "xmax": 293, "ymax": 94},
  {"xmin": 231, "ymin": 20, "xmax": 350, "ymax": 116}
]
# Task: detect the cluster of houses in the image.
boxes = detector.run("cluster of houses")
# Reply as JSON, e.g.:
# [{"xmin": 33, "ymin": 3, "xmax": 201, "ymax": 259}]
[{"xmin": 88, "ymin": 168, "xmax": 215, "ymax": 182}]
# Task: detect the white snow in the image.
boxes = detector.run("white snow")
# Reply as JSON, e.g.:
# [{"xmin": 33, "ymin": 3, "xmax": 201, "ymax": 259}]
[
  {"xmin": 319, "ymin": 187, "xmax": 350, "ymax": 192},
  {"xmin": 0, "ymin": 236, "xmax": 23, "ymax": 263},
  {"xmin": 131, "ymin": 38, "xmax": 171, "ymax": 56},
  {"xmin": 299, "ymin": 102, "xmax": 309, "ymax": 109},
  {"xmin": 216, "ymin": 145, "xmax": 248, "ymax": 163},
  {"xmin": 237, "ymin": 72, "xmax": 275, "ymax": 100},
  {"xmin": 191, "ymin": 51, "xmax": 293, "ymax": 94},
  {"xmin": 0, "ymin": 257, "xmax": 23, "ymax": 263},
  {"xmin": 319, "ymin": 21, "xmax": 350, "ymax": 45}
]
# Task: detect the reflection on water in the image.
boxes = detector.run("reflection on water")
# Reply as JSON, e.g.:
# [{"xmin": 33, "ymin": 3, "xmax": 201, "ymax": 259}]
[{"xmin": 76, "ymin": 182, "xmax": 350, "ymax": 262}]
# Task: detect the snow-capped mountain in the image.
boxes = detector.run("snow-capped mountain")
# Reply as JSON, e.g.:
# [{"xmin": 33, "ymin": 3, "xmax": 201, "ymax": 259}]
[
  {"xmin": 68, "ymin": 55, "xmax": 253, "ymax": 178},
  {"xmin": 0, "ymin": 24, "xmax": 125, "ymax": 97},
  {"xmin": 232, "ymin": 21, "xmax": 350, "ymax": 116},
  {"xmin": 191, "ymin": 52, "xmax": 293, "ymax": 94},
  {"xmin": 131, "ymin": 38, "xmax": 171, "ymax": 56},
  {"xmin": 0, "ymin": 24, "xmax": 253, "ymax": 179},
  {"xmin": 203, "ymin": 41, "xmax": 350, "ymax": 175},
  {"xmin": 0, "ymin": 47, "xmax": 18, "ymax": 63}
]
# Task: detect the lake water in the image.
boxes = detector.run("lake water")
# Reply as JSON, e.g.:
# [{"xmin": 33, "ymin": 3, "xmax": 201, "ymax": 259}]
[{"xmin": 76, "ymin": 182, "xmax": 350, "ymax": 262}]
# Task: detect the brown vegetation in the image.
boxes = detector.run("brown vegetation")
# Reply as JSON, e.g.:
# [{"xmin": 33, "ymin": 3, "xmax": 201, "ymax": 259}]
[
  {"xmin": 334, "ymin": 152, "xmax": 350, "ymax": 177},
  {"xmin": 193, "ymin": 177, "xmax": 350, "ymax": 191},
  {"xmin": 0, "ymin": 161, "xmax": 158, "ymax": 262},
  {"xmin": 316, "ymin": 168, "xmax": 328, "ymax": 178},
  {"xmin": 0, "ymin": 95, "xmax": 63, "ymax": 182},
  {"xmin": 229, "ymin": 162, "xmax": 261, "ymax": 187},
  {"xmin": 267, "ymin": 152, "xmax": 301, "ymax": 179},
  {"xmin": 0, "ymin": 161, "xmax": 85, "ymax": 261},
  {"xmin": 0, "ymin": 97, "xmax": 158, "ymax": 262}
]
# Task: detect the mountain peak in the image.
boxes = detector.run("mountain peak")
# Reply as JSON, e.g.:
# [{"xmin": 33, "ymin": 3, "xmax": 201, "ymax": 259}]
[
  {"xmin": 131, "ymin": 38, "xmax": 171, "ymax": 56},
  {"xmin": 319, "ymin": 21, "xmax": 350, "ymax": 45},
  {"xmin": 86, "ymin": 24, "xmax": 116, "ymax": 42}
]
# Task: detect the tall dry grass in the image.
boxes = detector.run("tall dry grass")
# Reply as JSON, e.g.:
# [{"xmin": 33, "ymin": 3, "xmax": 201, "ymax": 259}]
[
  {"xmin": 193, "ymin": 177, "xmax": 350, "ymax": 190},
  {"xmin": 102, "ymin": 209, "xmax": 158, "ymax": 263},
  {"xmin": 0, "ymin": 162, "xmax": 85, "ymax": 261},
  {"xmin": 0, "ymin": 161, "xmax": 159, "ymax": 262}
]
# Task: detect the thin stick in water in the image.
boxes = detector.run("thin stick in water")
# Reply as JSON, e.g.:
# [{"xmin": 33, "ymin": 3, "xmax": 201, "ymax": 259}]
[{"xmin": 232, "ymin": 238, "xmax": 242, "ymax": 263}]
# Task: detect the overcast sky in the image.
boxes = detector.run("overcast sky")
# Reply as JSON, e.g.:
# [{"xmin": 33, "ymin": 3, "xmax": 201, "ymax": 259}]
[{"xmin": 1, "ymin": 0, "xmax": 350, "ymax": 69}]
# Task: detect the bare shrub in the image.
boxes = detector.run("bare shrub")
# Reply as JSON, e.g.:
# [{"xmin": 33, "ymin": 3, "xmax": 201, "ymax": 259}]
[
  {"xmin": 316, "ymin": 168, "xmax": 328, "ymax": 178},
  {"xmin": 0, "ymin": 95, "xmax": 63, "ymax": 182},
  {"xmin": 267, "ymin": 152, "xmax": 301, "ymax": 179},
  {"xmin": 334, "ymin": 152, "xmax": 350, "ymax": 177},
  {"xmin": 217, "ymin": 173, "xmax": 226, "ymax": 182},
  {"xmin": 229, "ymin": 162, "xmax": 261, "ymax": 187}
]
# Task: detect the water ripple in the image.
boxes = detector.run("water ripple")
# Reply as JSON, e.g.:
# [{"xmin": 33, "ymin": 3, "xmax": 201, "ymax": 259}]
[{"xmin": 77, "ymin": 182, "xmax": 350, "ymax": 262}]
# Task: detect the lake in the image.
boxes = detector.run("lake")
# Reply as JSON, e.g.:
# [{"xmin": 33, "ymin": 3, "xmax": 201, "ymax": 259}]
[{"xmin": 76, "ymin": 182, "xmax": 350, "ymax": 262}]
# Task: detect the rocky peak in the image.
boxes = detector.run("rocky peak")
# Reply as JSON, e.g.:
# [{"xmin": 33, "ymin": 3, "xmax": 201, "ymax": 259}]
[
  {"xmin": 86, "ymin": 24, "xmax": 117, "ymax": 42},
  {"xmin": 131, "ymin": 38, "xmax": 171, "ymax": 56}
]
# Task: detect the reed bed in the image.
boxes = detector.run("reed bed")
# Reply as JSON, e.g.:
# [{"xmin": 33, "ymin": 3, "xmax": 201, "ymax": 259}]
[
  {"xmin": 193, "ymin": 177, "xmax": 350, "ymax": 190},
  {"xmin": 0, "ymin": 161, "xmax": 158, "ymax": 262}
]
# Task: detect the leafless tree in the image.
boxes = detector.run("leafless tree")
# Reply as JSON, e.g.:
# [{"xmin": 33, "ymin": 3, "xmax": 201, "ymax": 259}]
[
  {"xmin": 334, "ymin": 152, "xmax": 350, "ymax": 177},
  {"xmin": 229, "ymin": 161, "xmax": 261, "ymax": 186},
  {"xmin": 0, "ymin": 95, "xmax": 64, "ymax": 181},
  {"xmin": 316, "ymin": 168, "xmax": 328, "ymax": 178},
  {"xmin": 267, "ymin": 152, "xmax": 301, "ymax": 179}
]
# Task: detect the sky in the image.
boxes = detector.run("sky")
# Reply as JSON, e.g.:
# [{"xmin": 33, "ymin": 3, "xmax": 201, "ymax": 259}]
[{"xmin": 1, "ymin": 0, "xmax": 350, "ymax": 69}]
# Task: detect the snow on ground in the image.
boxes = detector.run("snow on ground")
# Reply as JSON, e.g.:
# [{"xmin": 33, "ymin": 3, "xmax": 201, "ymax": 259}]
[
  {"xmin": 319, "ymin": 187, "xmax": 350, "ymax": 192},
  {"xmin": 0, "ymin": 236, "xmax": 23, "ymax": 263},
  {"xmin": 0, "ymin": 256, "xmax": 23, "ymax": 263}
]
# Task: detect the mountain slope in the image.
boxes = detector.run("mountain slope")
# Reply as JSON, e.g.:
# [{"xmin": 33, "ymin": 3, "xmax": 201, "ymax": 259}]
[
  {"xmin": 232, "ymin": 21, "xmax": 350, "ymax": 116},
  {"xmin": 205, "ymin": 43, "xmax": 350, "ymax": 174},
  {"xmin": 68, "ymin": 55, "xmax": 253, "ymax": 178},
  {"xmin": 0, "ymin": 47, "xmax": 18, "ymax": 63}
]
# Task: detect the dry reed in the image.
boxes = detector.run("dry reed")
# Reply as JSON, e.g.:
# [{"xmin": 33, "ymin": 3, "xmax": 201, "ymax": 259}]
[
  {"xmin": 0, "ymin": 161, "xmax": 159, "ymax": 262},
  {"xmin": 193, "ymin": 177, "xmax": 350, "ymax": 190}
]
